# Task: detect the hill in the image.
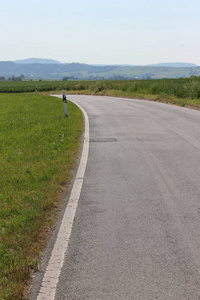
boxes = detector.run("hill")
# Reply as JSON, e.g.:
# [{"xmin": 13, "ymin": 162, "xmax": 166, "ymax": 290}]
[
  {"xmin": 146, "ymin": 62, "xmax": 197, "ymax": 67},
  {"xmin": 0, "ymin": 60, "xmax": 200, "ymax": 79},
  {"xmin": 14, "ymin": 58, "xmax": 61, "ymax": 64}
]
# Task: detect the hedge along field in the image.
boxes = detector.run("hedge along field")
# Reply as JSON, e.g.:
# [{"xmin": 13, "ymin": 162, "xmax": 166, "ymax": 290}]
[{"xmin": 0, "ymin": 94, "xmax": 83, "ymax": 299}]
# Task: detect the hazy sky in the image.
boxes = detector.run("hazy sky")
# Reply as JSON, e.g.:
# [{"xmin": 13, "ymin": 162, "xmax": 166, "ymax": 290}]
[{"xmin": 1, "ymin": 0, "xmax": 200, "ymax": 65}]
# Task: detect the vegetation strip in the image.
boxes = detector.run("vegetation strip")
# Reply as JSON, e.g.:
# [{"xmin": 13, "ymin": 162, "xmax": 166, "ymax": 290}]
[
  {"xmin": 0, "ymin": 77, "xmax": 200, "ymax": 109},
  {"xmin": 0, "ymin": 94, "xmax": 83, "ymax": 299}
]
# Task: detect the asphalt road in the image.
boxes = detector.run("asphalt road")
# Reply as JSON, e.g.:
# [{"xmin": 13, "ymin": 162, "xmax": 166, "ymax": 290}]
[{"xmin": 32, "ymin": 95, "xmax": 200, "ymax": 299}]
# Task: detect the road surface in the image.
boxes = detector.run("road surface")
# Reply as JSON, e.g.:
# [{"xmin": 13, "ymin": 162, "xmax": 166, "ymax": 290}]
[{"xmin": 31, "ymin": 95, "xmax": 200, "ymax": 299}]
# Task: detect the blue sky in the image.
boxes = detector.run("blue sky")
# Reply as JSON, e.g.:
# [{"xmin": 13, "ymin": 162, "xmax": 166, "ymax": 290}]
[{"xmin": 1, "ymin": 0, "xmax": 200, "ymax": 65}]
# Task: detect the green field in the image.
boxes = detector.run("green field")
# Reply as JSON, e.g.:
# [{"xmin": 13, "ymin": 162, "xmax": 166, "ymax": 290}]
[
  {"xmin": 0, "ymin": 94, "xmax": 83, "ymax": 299},
  {"xmin": 0, "ymin": 80, "xmax": 92, "ymax": 93},
  {"xmin": 0, "ymin": 77, "xmax": 200, "ymax": 108}
]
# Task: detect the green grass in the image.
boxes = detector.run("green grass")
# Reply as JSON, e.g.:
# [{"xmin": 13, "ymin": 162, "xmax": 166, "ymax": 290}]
[
  {"xmin": 99, "ymin": 78, "xmax": 200, "ymax": 108},
  {"xmin": 0, "ymin": 80, "xmax": 92, "ymax": 93},
  {"xmin": 0, "ymin": 77, "xmax": 200, "ymax": 109},
  {"xmin": 0, "ymin": 93, "xmax": 83, "ymax": 299}
]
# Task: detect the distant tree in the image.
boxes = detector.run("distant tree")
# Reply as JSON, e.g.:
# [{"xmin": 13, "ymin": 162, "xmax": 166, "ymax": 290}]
[
  {"xmin": 62, "ymin": 76, "xmax": 69, "ymax": 81},
  {"xmin": 109, "ymin": 75, "xmax": 127, "ymax": 80},
  {"xmin": 0, "ymin": 76, "xmax": 5, "ymax": 80},
  {"xmin": 62, "ymin": 76, "xmax": 77, "ymax": 81},
  {"xmin": 8, "ymin": 76, "xmax": 22, "ymax": 81}
]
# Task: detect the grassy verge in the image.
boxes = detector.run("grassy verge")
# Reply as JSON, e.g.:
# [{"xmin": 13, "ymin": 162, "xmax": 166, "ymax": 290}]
[
  {"xmin": 56, "ymin": 78, "xmax": 200, "ymax": 109},
  {"xmin": 0, "ymin": 94, "xmax": 83, "ymax": 299},
  {"xmin": 96, "ymin": 89, "xmax": 200, "ymax": 109}
]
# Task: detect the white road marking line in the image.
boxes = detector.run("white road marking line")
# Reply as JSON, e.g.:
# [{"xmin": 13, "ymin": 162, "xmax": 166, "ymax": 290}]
[{"xmin": 37, "ymin": 100, "xmax": 89, "ymax": 300}]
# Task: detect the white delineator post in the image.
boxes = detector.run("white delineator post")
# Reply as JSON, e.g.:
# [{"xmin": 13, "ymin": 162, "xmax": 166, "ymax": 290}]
[{"xmin": 62, "ymin": 90, "xmax": 68, "ymax": 117}]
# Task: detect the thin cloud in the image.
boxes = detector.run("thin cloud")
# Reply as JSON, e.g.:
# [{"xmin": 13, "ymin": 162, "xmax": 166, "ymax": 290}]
[
  {"xmin": 173, "ymin": 6, "xmax": 180, "ymax": 11},
  {"xmin": 176, "ymin": 43, "xmax": 186, "ymax": 48}
]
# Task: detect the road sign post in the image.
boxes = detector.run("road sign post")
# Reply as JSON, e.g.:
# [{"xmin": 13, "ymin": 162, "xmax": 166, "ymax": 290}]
[{"xmin": 62, "ymin": 90, "xmax": 68, "ymax": 117}]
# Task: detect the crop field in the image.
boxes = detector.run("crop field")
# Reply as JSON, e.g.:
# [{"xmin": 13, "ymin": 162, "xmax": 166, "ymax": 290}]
[
  {"xmin": 0, "ymin": 80, "xmax": 92, "ymax": 93},
  {"xmin": 0, "ymin": 93, "xmax": 83, "ymax": 299},
  {"xmin": 0, "ymin": 77, "xmax": 200, "ymax": 108}
]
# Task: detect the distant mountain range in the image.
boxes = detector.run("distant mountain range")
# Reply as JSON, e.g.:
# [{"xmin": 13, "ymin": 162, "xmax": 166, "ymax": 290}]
[
  {"xmin": 13, "ymin": 58, "xmax": 198, "ymax": 68},
  {"xmin": 94, "ymin": 62, "xmax": 198, "ymax": 68},
  {"xmin": 14, "ymin": 58, "xmax": 61, "ymax": 64},
  {"xmin": 146, "ymin": 62, "xmax": 197, "ymax": 67},
  {"xmin": 0, "ymin": 58, "xmax": 199, "ymax": 79}
]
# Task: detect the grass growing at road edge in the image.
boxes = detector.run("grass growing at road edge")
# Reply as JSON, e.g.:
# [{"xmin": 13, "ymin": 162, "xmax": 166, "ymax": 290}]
[{"xmin": 0, "ymin": 94, "xmax": 83, "ymax": 299}]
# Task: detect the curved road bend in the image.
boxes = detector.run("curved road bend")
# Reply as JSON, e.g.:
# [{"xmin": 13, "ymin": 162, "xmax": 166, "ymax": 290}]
[{"xmin": 34, "ymin": 95, "xmax": 200, "ymax": 299}]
